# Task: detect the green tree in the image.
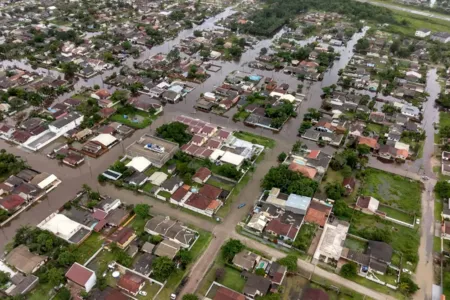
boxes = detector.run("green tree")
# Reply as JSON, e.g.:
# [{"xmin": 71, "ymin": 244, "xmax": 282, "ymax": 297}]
[
  {"xmin": 60, "ymin": 62, "xmax": 79, "ymax": 78},
  {"xmin": 0, "ymin": 270, "xmax": 10, "ymax": 285},
  {"xmin": 357, "ymin": 144, "xmax": 371, "ymax": 155},
  {"xmin": 47, "ymin": 267, "xmax": 64, "ymax": 285},
  {"xmin": 340, "ymin": 263, "xmax": 357, "ymax": 278},
  {"xmin": 182, "ymin": 294, "xmax": 199, "ymax": 300},
  {"xmin": 255, "ymin": 268, "xmax": 266, "ymax": 276},
  {"xmin": 156, "ymin": 122, "xmax": 193, "ymax": 145},
  {"xmin": 277, "ymin": 254, "xmax": 297, "ymax": 272},
  {"xmin": 277, "ymin": 152, "xmax": 287, "ymax": 163},
  {"xmin": 110, "ymin": 90, "xmax": 128, "ymax": 105},
  {"xmin": 134, "ymin": 204, "xmax": 150, "ymax": 219},
  {"xmin": 434, "ymin": 180, "xmax": 450, "ymax": 199},
  {"xmin": 152, "ymin": 256, "xmax": 176, "ymax": 281},
  {"xmin": 325, "ymin": 182, "xmax": 345, "ymax": 200},
  {"xmin": 55, "ymin": 287, "xmax": 71, "ymax": 300},
  {"xmin": 57, "ymin": 250, "xmax": 77, "ymax": 267},
  {"xmin": 193, "ymin": 30, "xmax": 202, "ymax": 37},
  {"xmin": 221, "ymin": 239, "xmax": 244, "ymax": 262},
  {"xmin": 177, "ymin": 249, "xmax": 192, "ymax": 268}
]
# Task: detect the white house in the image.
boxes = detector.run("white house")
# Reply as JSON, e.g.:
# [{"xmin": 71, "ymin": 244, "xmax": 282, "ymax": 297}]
[
  {"xmin": 401, "ymin": 105, "xmax": 420, "ymax": 118},
  {"xmin": 415, "ymin": 29, "xmax": 431, "ymax": 38},
  {"xmin": 48, "ymin": 112, "xmax": 84, "ymax": 134},
  {"xmin": 65, "ymin": 263, "xmax": 96, "ymax": 292}
]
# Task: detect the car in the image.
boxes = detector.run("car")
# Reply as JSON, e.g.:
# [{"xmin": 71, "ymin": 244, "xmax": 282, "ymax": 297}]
[
  {"xmin": 416, "ymin": 218, "xmax": 420, "ymax": 225},
  {"xmin": 139, "ymin": 291, "xmax": 147, "ymax": 296},
  {"xmin": 238, "ymin": 203, "xmax": 246, "ymax": 209},
  {"xmin": 170, "ymin": 294, "xmax": 177, "ymax": 300},
  {"xmin": 421, "ymin": 176, "xmax": 429, "ymax": 181}
]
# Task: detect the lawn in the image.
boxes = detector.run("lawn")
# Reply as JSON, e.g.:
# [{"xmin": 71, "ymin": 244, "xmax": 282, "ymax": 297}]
[
  {"xmin": 377, "ymin": 204, "xmax": 415, "ymax": 224},
  {"xmin": 445, "ymin": 239, "xmax": 450, "ymax": 252},
  {"xmin": 366, "ymin": 123, "xmax": 385, "ymax": 135},
  {"xmin": 110, "ymin": 111, "xmax": 153, "ymax": 129},
  {"xmin": 310, "ymin": 275, "xmax": 374, "ymax": 300},
  {"xmin": 29, "ymin": 283, "xmax": 54, "ymax": 300},
  {"xmin": 157, "ymin": 191, "xmax": 172, "ymax": 200},
  {"xmin": 207, "ymin": 177, "xmax": 235, "ymax": 191},
  {"xmin": 293, "ymin": 223, "xmax": 317, "ymax": 252},
  {"xmin": 142, "ymin": 182, "xmax": 155, "ymax": 193},
  {"xmin": 343, "ymin": 237, "xmax": 367, "ymax": 252},
  {"xmin": 434, "ymin": 236, "xmax": 442, "ymax": 253},
  {"xmin": 440, "ymin": 112, "xmax": 450, "ymax": 128},
  {"xmin": 361, "ymin": 168, "xmax": 422, "ymax": 215},
  {"xmin": 387, "ymin": 10, "xmax": 450, "ymax": 37},
  {"xmin": 349, "ymin": 211, "xmax": 420, "ymax": 267},
  {"xmin": 320, "ymin": 169, "xmax": 356, "ymax": 204},
  {"xmin": 349, "ymin": 274, "xmax": 406, "ymax": 299},
  {"xmin": 158, "ymin": 229, "xmax": 213, "ymax": 299},
  {"xmin": 233, "ymin": 131, "xmax": 276, "ymax": 149},
  {"xmin": 73, "ymin": 232, "xmax": 104, "ymax": 264},
  {"xmin": 127, "ymin": 215, "xmax": 150, "ymax": 235}
]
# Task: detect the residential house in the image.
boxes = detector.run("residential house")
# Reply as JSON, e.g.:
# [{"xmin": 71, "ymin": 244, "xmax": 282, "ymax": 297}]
[
  {"xmin": 192, "ymin": 167, "xmax": 211, "ymax": 184},
  {"xmin": 213, "ymin": 286, "xmax": 246, "ymax": 300},
  {"xmin": 242, "ymin": 272, "xmax": 272, "ymax": 298},
  {"xmin": 431, "ymin": 32, "xmax": 450, "ymax": 43},
  {"xmin": 154, "ymin": 239, "xmax": 181, "ymax": 260},
  {"xmin": 415, "ymin": 28, "xmax": 431, "ymax": 38},
  {"xmin": 358, "ymin": 136, "xmax": 379, "ymax": 150},
  {"xmin": 301, "ymin": 288, "xmax": 329, "ymax": 300},
  {"xmin": 107, "ymin": 227, "xmax": 136, "ymax": 249},
  {"xmin": 313, "ymin": 221, "xmax": 349, "ymax": 264},
  {"xmin": 144, "ymin": 215, "xmax": 196, "ymax": 248},
  {"xmin": 65, "ymin": 263, "xmax": 96, "ymax": 292},
  {"xmin": 117, "ymin": 272, "xmax": 146, "ymax": 296},
  {"xmin": 267, "ymin": 262, "xmax": 287, "ymax": 287},
  {"xmin": 4, "ymin": 245, "xmax": 47, "ymax": 274},
  {"xmin": 304, "ymin": 200, "xmax": 332, "ymax": 227},
  {"xmin": 0, "ymin": 194, "xmax": 26, "ymax": 212},
  {"xmin": 342, "ymin": 177, "xmax": 356, "ymax": 195},
  {"xmin": 232, "ymin": 251, "xmax": 260, "ymax": 271},
  {"xmin": 355, "ymin": 196, "xmax": 380, "ymax": 214}
]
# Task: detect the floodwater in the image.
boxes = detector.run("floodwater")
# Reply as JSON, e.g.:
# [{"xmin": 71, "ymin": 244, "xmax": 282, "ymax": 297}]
[{"xmin": 2, "ymin": 10, "xmax": 368, "ymax": 144}]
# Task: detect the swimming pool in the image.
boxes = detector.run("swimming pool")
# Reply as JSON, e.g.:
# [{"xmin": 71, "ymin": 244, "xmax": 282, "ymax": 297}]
[{"xmin": 249, "ymin": 75, "xmax": 262, "ymax": 81}]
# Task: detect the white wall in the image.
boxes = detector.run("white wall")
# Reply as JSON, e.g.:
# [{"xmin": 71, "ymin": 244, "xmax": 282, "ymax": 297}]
[{"xmin": 85, "ymin": 273, "xmax": 97, "ymax": 292}]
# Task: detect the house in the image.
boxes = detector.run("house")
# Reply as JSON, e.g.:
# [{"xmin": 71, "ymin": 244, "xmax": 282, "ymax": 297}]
[
  {"xmin": 304, "ymin": 200, "xmax": 332, "ymax": 227},
  {"xmin": 0, "ymin": 194, "xmax": 26, "ymax": 212},
  {"xmin": 232, "ymin": 251, "xmax": 260, "ymax": 271},
  {"xmin": 144, "ymin": 215, "xmax": 195, "ymax": 248},
  {"xmin": 89, "ymin": 286, "xmax": 130, "ymax": 300},
  {"xmin": 267, "ymin": 262, "xmax": 287, "ymax": 286},
  {"xmin": 365, "ymin": 241, "xmax": 393, "ymax": 274},
  {"xmin": 108, "ymin": 227, "xmax": 136, "ymax": 249},
  {"xmin": 4, "ymin": 273, "xmax": 39, "ymax": 296},
  {"xmin": 193, "ymin": 167, "xmax": 211, "ymax": 184},
  {"xmin": 214, "ymin": 286, "xmax": 246, "ymax": 300},
  {"xmin": 401, "ymin": 105, "xmax": 420, "ymax": 119},
  {"xmin": 378, "ymin": 144, "xmax": 398, "ymax": 160},
  {"xmin": 349, "ymin": 122, "xmax": 365, "ymax": 138},
  {"xmin": 301, "ymin": 288, "xmax": 329, "ymax": 300},
  {"xmin": 242, "ymin": 272, "xmax": 272, "ymax": 298},
  {"xmin": 313, "ymin": 221, "xmax": 349, "ymax": 263},
  {"xmin": 160, "ymin": 176, "xmax": 183, "ymax": 194},
  {"xmin": 369, "ymin": 112, "xmax": 385, "ymax": 123},
  {"xmin": 355, "ymin": 196, "xmax": 380, "ymax": 214},
  {"xmin": 342, "ymin": 177, "xmax": 356, "ymax": 195},
  {"xmin": 65, "ymin": 263, "xmax": 96, "ymax": 292},
  {"xmin": 431, "ymin": 32, "xmax": 450, "ymax": 43},
  {"xmin": 358, "ymin": 136, "xmax": 378, "ymax": 150},
  {"xmin": 154, "ymin": 239, "xmax": 181, "ymax": 260},
  {"xmin": 117, "ymin": 271, "xmax": 146, "ymax": 296},
  {"xmin": 288, "ymin": 162, "xmax": 317, "ymax": 179},
  {"xmin": 132, "ymin": 253, "xmax": 154, "ymax": 276},
  {"xmin": 265, "ymin": 218, "xmax": 299, "ymax": 241},
  {"xmin": 4, "ymin": 245, "xmax": 47, "ymax": 274},
  {"xmin": 415, "ymin": 28, "xmax": 431, "ymax": 38}
]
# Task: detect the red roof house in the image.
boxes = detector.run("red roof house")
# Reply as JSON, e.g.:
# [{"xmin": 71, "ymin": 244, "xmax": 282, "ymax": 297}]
[
  {"xmin": 0, "ymin": 194, "xmax": 25, "ymax": 211},
  {"xmin": 65, "ymin": 263, "xmax": 96, "ymax": 292},
  {"xmin": 193, "ymin": 167, "xmax": 211, "ymax": 184},
  {"xmin": 118, "ymin": 272, "xmax": 145, "ymax": 296}
]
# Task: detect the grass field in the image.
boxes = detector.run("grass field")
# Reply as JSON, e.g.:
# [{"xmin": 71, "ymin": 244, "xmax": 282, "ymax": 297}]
[
  {"xmin": 387, "ymin": 10, "xmax": 450, "ymax": 37},
  {"xmin": 320, "ymin": 169, "xmax": 357, "ymax": 204},
  {"xmin": 233, "ymin": 131, "xmax": 276, "ymax": 148},
  {"xmin": 29, "ymin": 283, "xmax": 54, "ymax": 300},
  {"xmin": 349, "ymin": 211, "xmax": 420, "ymax": 266},
  {"xmin": 361, "ymin": 168, "xmax": 422, "ymax": 215},
  {"xmin": 343, "ymin": 237, "xmax": 367, "ymax": 252},
  {"xmin": 110, "ymin": 111, "xmax": 153, "ymax": 129},
  {"xmin": 434, "ymin": 236, "xmax": 442, "ymax": 253},
  {"xmin": 377, "ymin": 204, "xmax": 415, "ymax": 224},
  {"xmin": 73, "ymin": 232, "xmax": 104, "ymax": 264},
  {"xmin": 207, "ymin": 178, "xmax": 235, "ymax": 191},
  {"xmin": 440, "ymin": 112, "xmax": 450, "ymax": 130}
]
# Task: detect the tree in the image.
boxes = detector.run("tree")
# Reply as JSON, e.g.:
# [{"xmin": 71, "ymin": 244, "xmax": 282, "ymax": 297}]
[
  {"xmin": 434, "ymin": 180, "xmax": 450, "ymax": 199},
  {"xmin": 150, "ymin": 234, "xmax": 163, "ymax": 244},
  {"xmin": 177, "ymin": 249, "xmax": 192, "ymax": 268},
  {"xmin": 357, "ymin": 144, "xmax": 371, "ymax": 156},
  {"xmin": 134, "ymin": 204, "xmax": 150, "ymax": 219},
  {"xmin": 122, "ymin": 41, "xmax": 132, "ymax": 50},
  {"xmin": 0, "ymin": 270, "xmax": 10, "ymax": 285},
  {"xmin": 182, "ymin": 294, "xmax": 199, "ymax": 300},
  {"xmin": 255, "ymin": 268, "xmax": 266, "ymax": 276},
  {"xmin": 200, "ymin": 48, "xmax": 211, "ymax": 60},
  {"xmin": 277, "ymin": 152, "xmax": 287, "ymax": 163},
  {"xmin": 47, "ymin": 267, "xmax": 64, "ymax": 285},
  {"xmin": 292, "ymin": 141, "xmax": 302, "ymax": 153},
  {"xmin": 57, "ymin": 250, "xmax": 77, "ymax": 266},
  {"xmin": 156, "ymin": 122, "xmax": 192, "ymax": 145},
  {"xmin": 260, "ymin": 47, "xmax": 268, "ymax": 56},
  {"xmin": 60, "ymin": 62, "xmax": 79, "ymax": 78},
  {"xmin": 277, "ymin": 254, "xmax": 297, "ymax": 272},
  {"xmin": 55, "ymin": 287, "xmax": 71, "ymax": 300},
  {"xmin": 340, "ymin": 263, "xmax": 357, "ymax": 278},
  {"xmin": 221, "ymin": 239, "xmax": 244, "ymax": 262},
  {"xmin": 193, "ymin": 30, "xmax": 202, "ymax": 37},
  {"xmin": 215, "ymin": 267, "xmax": 225, "ymax": 280},
  {"xmin": 110, "ymin": 90, "xmax": 128, "ymax": 105},
  {"xmin": 217, "ymin": 164, "xmax": 241, "ymax": 180},
  {"xmin": 325, "ymin": 182, "xmax": 345, "ymax": 200},
  {"xmin": 152, "ymin": 256, "xmax": 175, "ymax": 281},
  {"xmin": 167, "ymin": 48, "xmax": 180, "ymax": 62}
]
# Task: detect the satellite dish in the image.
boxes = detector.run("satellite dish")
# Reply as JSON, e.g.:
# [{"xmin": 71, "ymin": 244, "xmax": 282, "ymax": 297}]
[{"xmin": 112, "ymin": 271, "xmax": 120, "ymax": 278}]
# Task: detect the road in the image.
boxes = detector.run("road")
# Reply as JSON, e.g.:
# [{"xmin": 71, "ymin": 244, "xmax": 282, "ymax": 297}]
[{"xmin": 356, "ymin": 0, "xmax": 450, "ymax": 22}]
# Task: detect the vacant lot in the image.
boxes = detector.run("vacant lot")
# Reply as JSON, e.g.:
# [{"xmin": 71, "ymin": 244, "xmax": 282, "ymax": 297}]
[
  {"xmin": 361, "ymin": 168, "xmax": 421, "ymax": 215},
  {"xmin": 349, "ymin": 211, "xmax": 419, "ymax": 266},
  {"xmin": 377, "ymin": 204, "xmax": 414, "ymax": 224},
  {"xmin": 233, "ymin": 131, "xmax": 276, "ymax": 149}
]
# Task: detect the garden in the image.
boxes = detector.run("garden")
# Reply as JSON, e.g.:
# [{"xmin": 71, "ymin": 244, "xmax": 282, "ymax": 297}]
[
  {"xmin": 109, "ymin": 105, "xmax": 155, "ymax": 129},
  {"xmin": 360, "ymin": 168, "xmax": 422, "ymax": 215}
]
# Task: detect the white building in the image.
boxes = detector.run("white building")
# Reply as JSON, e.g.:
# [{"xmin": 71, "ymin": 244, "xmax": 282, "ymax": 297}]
[
  {"xmin": 313, "ymin": 221, "xmax": 349, "ymax": 263},
  {"xmin": 415, "ymin": 29, "xmax": 431, "ymax": 38},
  {"xmin": 65, "ymin": 263, "xmax": 96, "ymax": 292},
  {"xmin": 37, "ymin": 212, "xmax": 91, "ymax": 244}
]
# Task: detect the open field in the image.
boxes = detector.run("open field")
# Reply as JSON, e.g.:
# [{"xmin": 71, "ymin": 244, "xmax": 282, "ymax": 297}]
[
  {"xmin": 377, "ymin": 204, "xmax": 415, "ymax": 224},
  {"xmin": 73, "ymin": 232, "xmax": 105, "ymax": 264},
  {"xmin": 233, "ymin": 131, "xmax": 276, "ymax": 149},
  {"xmin": 386, "ymin": 9, "xmax": 450, "ymax": 37},
  {"xmin": 361, "ymin": 168, "xmax": 422, "ymax": 215}
]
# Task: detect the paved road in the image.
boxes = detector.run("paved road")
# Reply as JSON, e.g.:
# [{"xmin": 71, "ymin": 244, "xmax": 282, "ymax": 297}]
[{"xmin": 357, "ymin": 0, "xmax": 450, "ymax": 22}]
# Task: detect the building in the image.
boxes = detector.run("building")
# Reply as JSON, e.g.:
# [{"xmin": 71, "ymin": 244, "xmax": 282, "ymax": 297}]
[
  {"xmin": 267, "ymin": 262, "xmax": 287, "ymax": 287},
  {"xmin": 301, "ymin": 288, "xmax": 329, "ymax": 300},
  {"xmin": 355, "ymin": 196, "xmax": 380, "ymax": 214},
  {"xmin": 154, "ymin": 239, "xmax": 181, "ymax": 259},
  {"xmin": 313, "ymin": 221, "xmax": 349, "ymax": 263},
  {"xmin": 108, "ymin": 227, "xmax": 136, "ymax": 249},
  {"xmin": 117, "ymin": 271, "xmax": 146, "ymax": 296},
  {"xmin": 37, "ymin": 212, "xmax": 92, "ymax": 244},
  {"xmin": 193, "ymin": 167, "xmax": 212, "ymax": 184},
  {"xmin": 65, "ymin": 263, "xmax": 96, "ymax": 292},
  {"xmin": 126, "ymin": 134, "xmax": 179, "ymax": 168},
  {"xmin": 125, "ymin": 156, "xmax": 152, "ymax": 172},
  {"xmin": 4, "ymin": 273, "xmax": 39, "ymax": 296},
  {"xmin": 342, "ymin": 177, "xmax": 356, "ymax": 195},
  {"xmin": 415, "ymin": 29, "xmax": 431, "ymax": 38},
  {"xmin": 431, "ymin": 32, "xmax": 450, "ymax": 43},
  {"xmin": 401, "ymin": 105, "xmax": 420, "ymax": 118},
  {"xmin": 285, "ymin": 194, "xmax": 311, "ymax": 215},
  {"xmin": 4, "ymin": 245, "xmax": 47, "ymax": 274},
  {"xmin": 213, "ymin": 285, "xmax": 246, "ymax": 300},
  {"xmin": 0, "ymin": 194, "xmax": 25, "ymax": 212},
  {"xmin": 144, "ymin": 215, "xmax": 196, "ymax": 248},
  {"xmin": 242, "ymin": 272, "xmax": 271, "ymax": 298},
  {"xmin": 304, "ymin": 200, "xmax": 332, "ymax": 227},
  {"xmin": 232, "ymin": 251, "xmax": 260, "ymax": 271}
]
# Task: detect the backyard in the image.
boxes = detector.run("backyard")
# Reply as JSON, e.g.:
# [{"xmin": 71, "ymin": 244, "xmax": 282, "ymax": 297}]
[
  {"xmin": 377, "ymin": 204, "xmax": 415, "ymax": 224},
  {"xmin": 73, "ymin": 232, "xmax": 105, "ymax": 264},
  {"xmin": 110, "ymin": 106, "xmax": 155, "ymax": 129},
  {"xmin": 361, "ymin": 168, "xmax": 422, "ymax": 215},
  {"xmin": 233, "ymin": 131, "xmax": 276, "ymax": 149},
  {"xmin": 349, "ymin": 211, "xmax": 420, "ymax": 266}
]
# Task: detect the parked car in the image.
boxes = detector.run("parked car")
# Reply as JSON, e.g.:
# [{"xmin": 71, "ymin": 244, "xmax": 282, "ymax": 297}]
[{"xmin": 238, "ymin": 203, "xmax": 246, "ymax": 209}]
